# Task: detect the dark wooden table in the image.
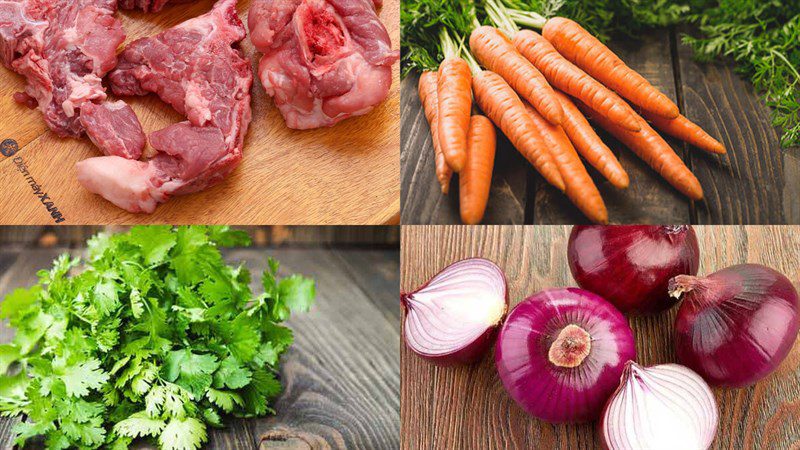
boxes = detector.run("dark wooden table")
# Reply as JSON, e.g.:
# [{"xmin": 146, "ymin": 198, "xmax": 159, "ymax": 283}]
[
  {"xmin": 401, "ymin": 28, "xmax": 800, "ymax": 225},
  {"xmin": 0, "ymin": 247, "xmax": 400, "ymax": 450},
  {"xmin": 400, "ymin": 225, "xmax": 800, "ymax": 449}
]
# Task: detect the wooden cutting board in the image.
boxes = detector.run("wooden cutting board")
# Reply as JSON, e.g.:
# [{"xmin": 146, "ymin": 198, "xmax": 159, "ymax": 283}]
[{"xmin": 0, "ymin": 0, "xmax": 400, "ymax": 225}]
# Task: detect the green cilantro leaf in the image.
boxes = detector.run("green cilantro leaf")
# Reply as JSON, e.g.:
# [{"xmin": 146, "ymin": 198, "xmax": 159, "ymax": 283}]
[
  {"xmin": 115, "ymin": 411, "xmax": 167, "ymax": 438},
  {"xmin": 61, "ymin": 359, "xmax": 109, "ymax": 398},
  {"xmin": 278, "ymin": 275, "xmax": 316, "ymax": 314},
  {"xmin": 0, "ymin": 226, "xmax": 313, "ymax": 449},
  {"xmin": 159, "ymin": 417, "xmax": 207, "ymax": 450}
]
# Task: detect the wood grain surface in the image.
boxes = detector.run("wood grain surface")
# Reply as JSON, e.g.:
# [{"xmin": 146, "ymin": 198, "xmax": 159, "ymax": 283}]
[
  {"xmin": 0, "ymin": 0, "xmax": 400, "ymax": 225},
  {"xmin": 0, "ymin": 246, "xmax": 401, "ymax": 449},
  {"xmin": 401, "ymin": 28, "xmax": 800, "ymax": 225},
  {"xmin": 400, "ymin": 225, "xmax": 800, "ymax": 449}
]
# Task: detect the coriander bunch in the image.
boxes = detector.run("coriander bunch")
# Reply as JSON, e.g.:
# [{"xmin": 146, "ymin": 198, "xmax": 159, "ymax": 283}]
[{"xmin": 0, "ymin": 226, "xmax": 315, "ymax": 450}]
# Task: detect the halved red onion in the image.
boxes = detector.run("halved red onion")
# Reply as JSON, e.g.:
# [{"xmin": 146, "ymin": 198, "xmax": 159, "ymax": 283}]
[
  {"xmin": 601, "ymin": 362, "xmax": 718, "ymax": 450},
  {"xmin": 672, "ymin": 263, "xmax": 800, "ymax": 387},
  {"xmin": 568, "ymin": 225, "xmax": 699, "ymax": 314},
  {"xmin": 401, "ymin": 258, "xmax": 508, "ymax": 365},
  {"xmin": 495, "ymin": 288, "xmax": 636, "ymax": 423}
]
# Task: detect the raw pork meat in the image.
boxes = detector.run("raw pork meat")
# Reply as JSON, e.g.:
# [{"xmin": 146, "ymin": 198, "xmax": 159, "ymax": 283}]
[
  {"xmin": 77, "ymin": 0, "xmax": 252, "ymax": 214},
  {"xmin": 248, "ymin": 0, "xmax": 398, "ymax": 129},
  {"xmin": 79, "ymin": 101, "xmax": 146, "ymax": 159},
  {"xmin": 0, "ymin": 0, "xmax": 125, "ymax": 137}
]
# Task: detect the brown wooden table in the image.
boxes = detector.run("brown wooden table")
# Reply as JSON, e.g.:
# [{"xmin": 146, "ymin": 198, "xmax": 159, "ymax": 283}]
[
  {"xmin": 0, "ymin": 247, "xmax": 400, "ymax": 449},
  {"xmin": 400, "ymin": 225, "xmax": 800, "ymax": 449},
  {"xmin": 401, "ymin": 29, "xmax": 800, "ymax": 225}
]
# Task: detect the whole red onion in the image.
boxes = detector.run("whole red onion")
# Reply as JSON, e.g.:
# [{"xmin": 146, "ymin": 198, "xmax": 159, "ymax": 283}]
[
  {"xmin": 495, "ymin": 288, "xmax": 636, "ymax": 423},
  {"xmin": 568, "ymin": 225, "xmax": 699, "ymax": 314},
  {"xmin": 402, "ymin": 258, "xmax": 508, "ymax": 365},
  {"xmin": 672, "ymin": 263, "xmax": 800, "ymax": 387}
]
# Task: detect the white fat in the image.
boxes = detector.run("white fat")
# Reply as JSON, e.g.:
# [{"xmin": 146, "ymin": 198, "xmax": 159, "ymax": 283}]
[
  {"xmin": 63, "ymin": 74, "xmax": 105, "ymax": 117},
  {"xmin": 183, "ymin": 81, "xmax": 211, "ymax": 125}
]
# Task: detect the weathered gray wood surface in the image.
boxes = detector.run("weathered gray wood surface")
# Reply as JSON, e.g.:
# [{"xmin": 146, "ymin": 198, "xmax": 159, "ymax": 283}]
[
  {"xmin": 0, "ymin": 247, "xmax": 400, "ymax": 450},
  {"xmin": 401, "ymin": 28, "xmax": 800, "ymax": 224},
  {"xmin": 400, "ymin": 225, "xmax": 800, "ymax": 449}
]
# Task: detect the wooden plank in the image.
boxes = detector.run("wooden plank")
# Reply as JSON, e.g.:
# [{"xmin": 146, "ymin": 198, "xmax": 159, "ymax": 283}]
[
  {"xmin": 0, "ymin": 0, "xmax": 400, "ymax": 225},
  {"xmin": 332, "ymin": 249, "xmax": 401, "ymax": 323},
  {"xmin": 674, "ymin": 26, "xmax": 798, "ymax": 224},
  {"xmin": 400, "ymin": 74, "xmax": 527, "ymax": 225},
  {"xmin": 248, "ymin": 249, "xmax": 399, "ymax": 449},
  {"xmin": 0, "ymin": 247, "xmax": 400, "ymax": 449},
  {"xmin": 400, "ymin": 225, "xmax": 800, "ymax": 449}
]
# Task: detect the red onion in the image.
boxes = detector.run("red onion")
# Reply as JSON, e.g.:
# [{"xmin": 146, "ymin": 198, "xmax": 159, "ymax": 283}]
[
  {"xmin": 568, "ymin": 225, "xmax": 699, "ymax": 315},
  {"xmin": 401, "ymin": 258, "xmax": 508, "ymax": 365},
  {"xmin": 601, "ymin": 362, "xmax": 718, "ymax": 450},
  {"xmin": 495, "ymin": 288, "xmax": 636, "ymax": 423},
  {"xmin": 672, "ymin": 263, "xmax": 800, "ymax": 387}
]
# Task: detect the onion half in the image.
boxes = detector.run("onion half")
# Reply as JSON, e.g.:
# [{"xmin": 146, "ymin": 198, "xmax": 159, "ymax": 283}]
[
  {"xmin": 601, "ymin": 362, "xmax": 718, "ymax": 450},
  {"xmin": 672, "ymin": 263, "xmax": 800, "ymax": 387},
  {"xmin": 495, "ymin": 288, "xmax": 636, "ymax": 423},
  {"xmin": 568, "ymin": 225, "xmax": 699, "ymax": 314},
  {"xmin": 401, "ymin": 258, "xmax": 508, "ymax": 365}
]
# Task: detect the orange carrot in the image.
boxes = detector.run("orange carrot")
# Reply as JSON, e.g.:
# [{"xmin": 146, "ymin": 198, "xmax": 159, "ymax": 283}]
[
  {"xmin": 460, "ymin": 115, "xmax": 496, "ymax": 224},
  {"xmin": 576, "ymin": 100, "xmax": 703, "ymax": 200},
  {"xmin": 472, "ymin": 70, "xmax": 565, "ymax": 191},
  {"xmin": 437, "ymin": 57, "xmax": 472, "ymax": 172},
  {"xmin": 469, "ymin": 26, "xmax": 563, "ymax": 126},
  {"xmin": 554, "ymin": 91, "xmax": 629, "ymax": 189},
  {"xmin": 641, "ymin": 110, "xmax": 726, "ymax": 154},
  {"xmin": 513, "ymin": 30, "xmax": 640, "ymax": 132},
  {"xmin": 525, "ymin": 103, "xmax": 608, "ymax": 224},
  {"xmin": 543, "ymin": 17, "xmax": 680, "ymax": 119},
  {"xmin": 419, "ymin": 71, "xmax": 454, "ymax": 193}
]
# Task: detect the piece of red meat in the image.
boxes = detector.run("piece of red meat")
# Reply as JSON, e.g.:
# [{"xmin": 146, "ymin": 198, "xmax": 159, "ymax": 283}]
[
  {"xmin": 79, "ymin": 101, "xmax": 146, "ymax": 159},
  {"xmin": 0, "ymin": 0, "xmax": 126, "ymax": 137},
  {"xmin": 77, "ymin": 0, "xmax": 252, "ymax": 214},
  {"xmin": 248, "ymin": 0, "xmax": 398, "ymax": 129}
]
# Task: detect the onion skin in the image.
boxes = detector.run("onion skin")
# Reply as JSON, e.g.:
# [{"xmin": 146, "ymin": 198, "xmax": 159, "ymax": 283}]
[
  {"xmin": 673, "ymin": 263, "xmax": 800, "ymax": 387},
  {"xmin": 601, "ymin": 362, "xmax": 718, "ymax": 450},
  {"xmin": 401, "ymin": 258, "xmax": 509, "ymax": 366},
  {"xmin": 568, "ymin": 225, "xmax": 699, "ymax": 315},
  {"xmin": 495, "ymin": 288, "xmax": 636, "ymax": 423}
]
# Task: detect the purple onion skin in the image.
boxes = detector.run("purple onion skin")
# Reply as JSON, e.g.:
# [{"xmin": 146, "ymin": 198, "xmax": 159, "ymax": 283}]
[
  {"xmin": 495, "ymin": 288, "xmax": 636, "ymax": 423},
  {"xmin": 401, "ymin": 258, "xmax": 509, "ymax": 366},
  {"xmin": 568, "ymin": 225, "xmax": 699, "ymax": 315},
  {"xmin": 674, "ymin": 264, "xmax": 800, "ymax": 387}
]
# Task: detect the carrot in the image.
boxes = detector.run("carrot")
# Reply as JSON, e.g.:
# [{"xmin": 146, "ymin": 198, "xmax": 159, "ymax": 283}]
[
  {"xmin": 641, "ymin": 110, "xmax": 727, "ymax": 155},
  {"xmin": 576, "ymin": 100, "xmax": 704, "ymax": 200},
  {"xmin": 472, "ymin": 70, "xmax": 565, "ymax": 191},
  {"xmin": 469, "ymin": 26, "xmax": 563, "ymax": 126},
  {"xmin": 554, "ymin": 91, "xmax": 629, "ymax": 189},
  {"xmin": 513, "ymin": 30, "xmax": 640, "ymax": 132},
  {"xmin": 543, "ymin": 17, "xmax": 680, "ymax": 119},
  {"xmin": 460, "ymin": 115, "xmax": 496, "ymax": 224},
  {"xmin": 437, "ymin": 57, "xmax": 472, "ymax": 173},
  {"xmin": 418, "ymin": 71, "xmax": 454, "ymax": 193},
  {"xmin": 525, "ymin": 103, "xmax": 608, "ymax": 224}
]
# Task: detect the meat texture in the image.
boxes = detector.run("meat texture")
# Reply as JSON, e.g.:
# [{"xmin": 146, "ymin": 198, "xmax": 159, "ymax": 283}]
[
  {"xmin": 0, "ymin": 0, "xmax": 126, "ymax": 137},
  {"xmin": 79, "ymin": 101, "xmax": 146, "ymax": 159},
  {"xmin": 249, "ymin": 0, "xmax": 398, "ymax": 129},
  {"xmin": 77, "ymin": 0, "xmax": 252, "ymax": 214}
]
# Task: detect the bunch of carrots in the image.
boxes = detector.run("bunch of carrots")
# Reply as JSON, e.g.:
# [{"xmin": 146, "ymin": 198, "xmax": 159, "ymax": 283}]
[{"xmin": 417, "ymin": 0, "xmax": 725, "ymax": 224}]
